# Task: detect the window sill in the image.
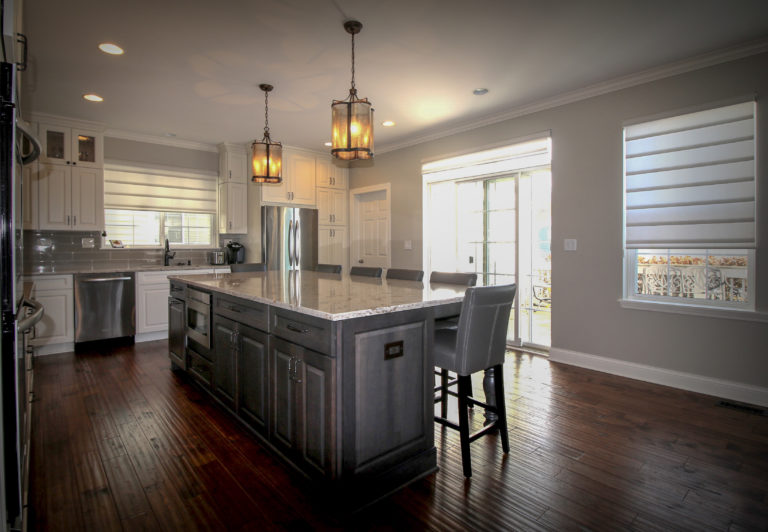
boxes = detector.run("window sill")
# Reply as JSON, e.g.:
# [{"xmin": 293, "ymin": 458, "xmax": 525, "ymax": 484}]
[{"xmin": 619, "ymin": 299, "xmax": 768, "ymax": 323}]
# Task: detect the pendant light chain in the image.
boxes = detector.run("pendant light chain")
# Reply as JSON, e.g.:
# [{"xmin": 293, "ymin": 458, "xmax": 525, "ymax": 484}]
[
  {"xmin": 350, "ymin": 31, "xmax": 356, "ymax": 93},
  {"xmin": 263, "ymin": 89, "xmax": 270, "ymax": 138}
]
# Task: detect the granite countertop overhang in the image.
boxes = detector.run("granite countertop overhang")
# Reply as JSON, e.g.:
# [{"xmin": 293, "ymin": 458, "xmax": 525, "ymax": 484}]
[
  {"xmin": 24, "ymin": 264, "xmax": 231, "ymax": 276},
  {"xmin": 171, "ymin": 271, "xmax": 466, "ymax": 321}
]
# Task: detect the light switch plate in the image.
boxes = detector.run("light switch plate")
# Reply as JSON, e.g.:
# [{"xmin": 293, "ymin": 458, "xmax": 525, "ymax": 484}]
[
  {"xmin": 564, "ymin": 238, "xmax": 577, "ymax": 251},
  {"xmin": 404, "ymin": 239, "xmax": 413, "ymax": 250}
]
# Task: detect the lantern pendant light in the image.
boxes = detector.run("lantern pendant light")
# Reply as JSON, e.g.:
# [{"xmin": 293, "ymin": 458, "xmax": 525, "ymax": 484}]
[
  {"xmin": 331, "ymin": 20, "xmax": 373, "ymax": 160},
  {"xmin": 252, "ymin": 83, "xmax": 283, "ymax": 183}
]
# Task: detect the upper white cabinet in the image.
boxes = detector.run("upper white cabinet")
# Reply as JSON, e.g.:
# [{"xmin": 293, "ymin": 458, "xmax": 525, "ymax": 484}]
[
  {"xmin": 317, "ymin": 188, "xmax": 347, "ymax": 226},
  {"xmin": 218, "ymin": 182, "xmax": 247, "ymax": 234},
  {"xmin": 37, "ymin": 163, "xmax": 104, "ymax": 231},
  {"xmin": 219, "ymin": 143, "xmax": 248, "ymax": 184},
  {"xmin": 315, "ymin": 158, "xmax": 348, "ymax": 190},
  {"xmin": 39, "ymin": 123, "xmax": 103, "ymax": 168},
  {"xmin": 260, "ymin": 148, "xmax": 316, "ymax": 205},
  {"xmin": 21, "ymin": 161, "xmax": 38, "ymax": 230}
]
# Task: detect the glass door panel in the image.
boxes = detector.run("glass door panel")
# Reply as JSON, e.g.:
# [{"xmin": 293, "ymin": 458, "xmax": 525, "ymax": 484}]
[{"xmin": 77, "ymin": 134, "xmax": 97, "ymax": 164}]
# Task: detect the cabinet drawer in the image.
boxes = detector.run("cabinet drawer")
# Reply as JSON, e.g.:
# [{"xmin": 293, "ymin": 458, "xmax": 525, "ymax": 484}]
[
  {"xmin": 214, "ymin": 294, "xmax": 268, "ymax": 332},
  {"xmin": 25, "ymin": 274, "xmax": 73, "ymax": 291},
  {"xmin": 187, "ymin": 348, "xmax": 212, "ymax": 388},
  {"xmin": 169, "ymin": 281, "xmax": 186, "ymax": 300},
  {"xmin": 271, "ymin": 308, "xmax": 334, "ymax": 355}
]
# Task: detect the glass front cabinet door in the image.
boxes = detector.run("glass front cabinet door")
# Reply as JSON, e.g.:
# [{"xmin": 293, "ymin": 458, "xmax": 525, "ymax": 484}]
[{"xmin": 39, "ymin": 123, "xmax": 102, "ymax": 168}]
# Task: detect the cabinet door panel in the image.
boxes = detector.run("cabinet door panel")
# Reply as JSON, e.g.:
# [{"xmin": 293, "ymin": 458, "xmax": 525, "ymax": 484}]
[
  {"xmin": 213, "ymin": 318, "xmax": 237, "ymax": 408},
  {"xmin": 299, "ymin": 349, "xmax": 334, "ymax": 476},
  {"xmin": 138, "ymin": 285, "xmax": 170, "ymax": 333},
  {"xmin": 271, "ymin": 342, "xmax": 298, "ymax": 452},
  {"xmin": 71, "ymin": 128, "xmax": 103, "ymax": 168},
  {"xmin": 72, "ymin": 167, "xmax": 103, "ymax": 230},
  {"xmin": 38, "ymin": 165, "xmax": 72, "ymax": 230},
  {"xmin": 331, "ymin": 189, "xmax": 347, "ymax": 225},
  {"xmin": 317, "ymin": 189, "xmax": 332, "ymax": 224},
  {"xmin": 238, "ymin": 325, "xmax": 269, "ymax": 433},
  {"xmin": 31, "ymin": 292, "xmax": 74, "ymax": 345},
  {"xmin": 22, "ymin": 164, "xmax": 38, "ymax": 230},
  {"xmin": 39, "ymin": 124, "xmax": 71, "ymax": 165},
  {"xmin": 289, "ymin": 153, "xmax": 316, "ymax": 205},
  {"xmin": 260, "ymin": 179, "xmax": 289, "ymax": 203}
]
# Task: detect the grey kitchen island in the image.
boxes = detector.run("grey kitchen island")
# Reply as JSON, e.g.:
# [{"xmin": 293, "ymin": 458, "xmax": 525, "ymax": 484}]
[{"xmin": 168, "ymin": 270, "xmax": 465, "ymax": 507}]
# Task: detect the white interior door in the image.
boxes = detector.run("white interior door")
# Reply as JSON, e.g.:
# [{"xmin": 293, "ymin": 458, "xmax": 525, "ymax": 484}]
[{"xmin": 350, "ymin": 185, "xmax": 390, "ymax": 269}]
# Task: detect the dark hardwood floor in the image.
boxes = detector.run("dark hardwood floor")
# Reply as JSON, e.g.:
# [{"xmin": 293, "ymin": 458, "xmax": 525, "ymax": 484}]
[{"xmin": 28, "ymin": 340, "xmax": 768, "ymax": 531}]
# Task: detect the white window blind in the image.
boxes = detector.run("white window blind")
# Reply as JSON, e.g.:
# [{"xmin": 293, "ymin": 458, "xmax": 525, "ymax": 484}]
[
  {"xmin": 422, "ymin": 137, "xmax": 551, "ymax": 182},
  {"xmin": 624, "ymin": 101, "xmax": 756, "ymax": 249},
  {"xmin": 104, "ymin": 164, "xmax": 217, "ymax": 214}
]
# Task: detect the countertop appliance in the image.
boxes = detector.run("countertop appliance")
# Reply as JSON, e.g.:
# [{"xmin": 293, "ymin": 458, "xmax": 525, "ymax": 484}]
[
  {"xmin": 225, "ymin": 241, "xmax": 245, "ymax": 264},
  {"xmin": 74, "ymin": 273, "xmax": 135, "ymax": 343},
  {"xmin": 207, "ymin": 249, "xmax": 226, "ymax": 265},
  {"xmin": 262, "ymin": 206, "xmax": 318, "ymax": 271},
  {"xmin": 1, "ymin": 57, "xmax": 41, "ymax": 531}
]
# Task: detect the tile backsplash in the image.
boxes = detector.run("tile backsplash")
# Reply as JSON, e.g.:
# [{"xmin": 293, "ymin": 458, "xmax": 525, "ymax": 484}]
[{"xmin": 23, "ymin": 230, "xmax": 223, "ymax": 273}]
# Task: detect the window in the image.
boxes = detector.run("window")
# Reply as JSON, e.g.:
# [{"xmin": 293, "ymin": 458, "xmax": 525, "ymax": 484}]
[
  {"xmin": 104, "ymin": 209, "xmax": 214, "ymax": 247},
  {"xmin": 623, "ymin": 101, "xmax": 756, "ymax": 310},
  {"xmin": 423, "ymin": 137, "xmax": 552, "ymax": 348},
  {"xmin": 103, "ymin": 164, "xmax": 217, "ymax": 248}
]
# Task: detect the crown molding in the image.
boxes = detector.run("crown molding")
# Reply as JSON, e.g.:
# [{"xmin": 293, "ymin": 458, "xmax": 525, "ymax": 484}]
[
  {"xmin": 104, "ymin": 129, "xmax": 219, "ymax": 152},
  {"xmin": 31, "ymin": 112, "xmax": 106, "ymax": 131},
  {"xmin": 377, "ymin": 38, "xmax": 768, "ymax": 155}
]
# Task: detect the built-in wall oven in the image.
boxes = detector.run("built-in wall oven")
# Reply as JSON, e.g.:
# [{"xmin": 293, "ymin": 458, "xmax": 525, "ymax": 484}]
[{"xmin": 186, "ymin": 288, "xmax": 211, "ymax": 349}]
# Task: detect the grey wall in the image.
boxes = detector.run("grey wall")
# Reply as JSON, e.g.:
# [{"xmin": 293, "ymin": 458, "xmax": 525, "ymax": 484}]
[
  {"xmin": 104, "ymin": 137, "xmax": 219, "ymax": 172},
  {"xmin": 350, "ymin": 52, "xmax": 768, "ymax": 389}
]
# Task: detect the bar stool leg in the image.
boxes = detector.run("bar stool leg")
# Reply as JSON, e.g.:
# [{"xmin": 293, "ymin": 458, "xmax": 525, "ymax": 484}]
[
  {"xmin": 493, "ymin": 363, "xmax": 509, "ymax": 453},
  {"xmin": 441, "ymin": 369, "xmax": 449, "ymax": 418},
  {"xmin": 458, "ymin": 375, "xmax": 473, "ymax": 478}
]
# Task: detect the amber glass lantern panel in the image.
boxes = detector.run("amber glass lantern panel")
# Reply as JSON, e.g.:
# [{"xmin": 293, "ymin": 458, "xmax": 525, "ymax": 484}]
[
  {"xmin": 331, "ymin": 99, "xmax": 373, "ymax": 160},
  {"xmin": 252, "ymin": 141, "xmax": 282, "ymax": 183}
]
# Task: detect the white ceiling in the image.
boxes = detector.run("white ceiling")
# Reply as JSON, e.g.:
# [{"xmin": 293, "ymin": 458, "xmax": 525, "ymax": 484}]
[{"xmin": 21, "ymin": 0, "xmax": 768, "ymax": 153}]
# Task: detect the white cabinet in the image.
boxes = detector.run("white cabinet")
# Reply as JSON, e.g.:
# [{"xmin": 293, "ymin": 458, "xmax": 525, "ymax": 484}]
[
  {"xmin": 317, "ymin": 188, "xmax": 346, "ymax": 226},
  {"xmin": 39, "ymin": 123, "xmax": 103, "ymax": 168},
  {"xmin": 219, "ymin": 182, "xmax": 247, "ymax": 234},
  {"xmin": 219, "ymin": 143, "xmax": 248, "ymax": 184},
  {"xmin": 260, "ymin": 149, "xmax": 316, "ymax": 205},
  {"xmin": 25, "ymin": 275, "xmax": 74, "ymax": 349},
  {"xmin": 315, "ymin": 158, "xmax": 348, "ymax": 189},
  {"xmin": 37, "ymin": 163, "xmax": 104, "ymax": 231},
  {"xmin": 318, "ymin": 226, "xmax": 347, "ymax": 271}
]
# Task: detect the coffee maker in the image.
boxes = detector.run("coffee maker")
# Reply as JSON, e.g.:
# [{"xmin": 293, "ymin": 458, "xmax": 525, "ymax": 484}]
[{"xmin": 225, "ymin": 241, "xmax": 245, "ymax": 264}]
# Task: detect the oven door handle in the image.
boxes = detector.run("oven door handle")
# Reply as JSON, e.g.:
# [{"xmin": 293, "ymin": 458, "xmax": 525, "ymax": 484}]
[{"xmin": 16, "ymin": 298, "xmax": 45, "ymax": 334}]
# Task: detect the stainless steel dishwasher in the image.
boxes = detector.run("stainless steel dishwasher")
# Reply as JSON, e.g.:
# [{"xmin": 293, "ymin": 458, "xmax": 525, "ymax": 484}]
[{"xmin": 74, "ymin": 272, "xmax": 135, "ymax": 343}]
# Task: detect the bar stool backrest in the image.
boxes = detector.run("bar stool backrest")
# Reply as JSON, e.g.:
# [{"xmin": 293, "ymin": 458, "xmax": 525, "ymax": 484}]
[
  {"xmin": 429, "ymin": 271, "xmax": 477, "ymax": 286},
  {"xmin": 316, "ymin": 263, "xmax": 342, "ymax": 274},
  {"xmin": 350, "ymin": 266, "xmax": 383, "ymax": 278},
  {"xmin": 386, "ymin": 268, "xmax": 424, "ymax": 281}
]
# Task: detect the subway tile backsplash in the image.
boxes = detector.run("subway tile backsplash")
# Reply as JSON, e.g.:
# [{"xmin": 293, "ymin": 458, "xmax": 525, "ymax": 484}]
[{"xmin": 23, "ymin": 230, "xmax": 224, "ymax": 273}]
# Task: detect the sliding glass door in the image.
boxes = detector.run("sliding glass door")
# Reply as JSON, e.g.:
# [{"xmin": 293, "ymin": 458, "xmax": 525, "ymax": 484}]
[{"xmin": 426, "ymin": 168, "xmax": 551, "ymax": 349}]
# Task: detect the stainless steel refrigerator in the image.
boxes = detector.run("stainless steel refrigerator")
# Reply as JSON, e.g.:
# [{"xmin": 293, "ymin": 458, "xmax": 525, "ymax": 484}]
[{"xmin": 261, "ymin": 206, "xmax": 318, "ymax": 271}]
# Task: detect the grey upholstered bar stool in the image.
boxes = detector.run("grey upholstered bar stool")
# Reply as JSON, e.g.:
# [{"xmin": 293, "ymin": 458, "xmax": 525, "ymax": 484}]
[
  {"xmin": 386, "ymin": 268, "xmax": 424, "ymax": 281},
  {"xmin": 315, "ymin": 263, "xmax": 342, "ymax": 274},
  {"xmin": 433, "ymin": 283, "xmax": 516, "ymax": 478},
  {"xmin": 350, "ymin": 266, "xmax": 383, "ymax": 278},
  {"xmin": 230, "ymin": 263, "xmax": 267, "ymax": 272},
  {"xmin": 429, "ymin": 271, "xmax": 477, "ymax": 286}
]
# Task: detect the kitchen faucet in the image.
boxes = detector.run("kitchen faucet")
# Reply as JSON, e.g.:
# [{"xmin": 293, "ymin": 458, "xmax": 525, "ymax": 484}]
[{"xmin": 164, "ymin": 238, "xmax": 176, "ymax": 266}]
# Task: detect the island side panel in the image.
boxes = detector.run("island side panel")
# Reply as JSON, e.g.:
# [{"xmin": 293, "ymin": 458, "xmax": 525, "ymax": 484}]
[{"xmin": 340, "ymin": 307, "xmax": 437, "ymax": 483}]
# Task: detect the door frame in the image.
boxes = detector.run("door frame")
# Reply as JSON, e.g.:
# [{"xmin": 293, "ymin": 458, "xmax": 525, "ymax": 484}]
[{"xmin": 349, "ymin": 183, "xmax": 392, "ymax": 270}]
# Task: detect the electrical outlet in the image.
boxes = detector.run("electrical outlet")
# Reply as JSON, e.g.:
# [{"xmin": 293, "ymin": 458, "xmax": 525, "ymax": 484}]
[
  {"xmin": 564, "ymin": 238, "xmax": 577, "ymax": 251},
  {"xmin": 404, "ymin": 239, "xmax": 413, "ymax": 250},
  {"xmin": 81, "ymin": 237, "xmax": 95, "ymax": 248}
]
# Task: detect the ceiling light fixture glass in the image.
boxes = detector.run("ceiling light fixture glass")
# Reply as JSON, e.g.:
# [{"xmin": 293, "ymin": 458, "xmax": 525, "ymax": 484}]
[
  {"xmin": 252, "ymin": 83, "xmax": 282, "ymax": 183},
  {"xmin": 382, "ymin": 120, "xmax": 395, "ymax": 127},
  {"xmin": 331, "ymin": 20, "xmax": 373, "ymax": 160},
  {"xmin": 98, "ymin": 43, "xmax": 124, "ymax": 55},
  {"xmin": 83, "ymin": 93, "xmax": 103, "ymax": 102}
]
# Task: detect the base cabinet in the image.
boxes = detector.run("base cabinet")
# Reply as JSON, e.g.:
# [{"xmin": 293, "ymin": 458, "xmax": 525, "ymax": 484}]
[
  {"xmin": 168, "ymin": 294, "xmax": 186, "ymax": 369},
  {"xmin": 238, "ymin": 325, "xmax": 269, "ymax": 434},
  {"xmin": 270, "ymin": 336, "xmax": 334, "ymax": 477},
  {"xmin": 213, "ymin": 316, "xmax": 238, "ymax": 409}
]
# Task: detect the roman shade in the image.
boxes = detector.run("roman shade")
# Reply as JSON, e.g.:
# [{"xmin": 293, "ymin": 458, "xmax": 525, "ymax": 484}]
[
  {"xmin": 624, "ymin": 101, "xmax": 756, "ymax": 249},
  {"xmin": 104, "ymin": 163, "xmax": 217, "ymax": 214},
  {"xmin": 422, "ymin": 137, "xmax": 551, "ymax": 182}
]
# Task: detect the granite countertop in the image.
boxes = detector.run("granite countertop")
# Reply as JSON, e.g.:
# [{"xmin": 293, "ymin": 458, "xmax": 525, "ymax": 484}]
[
  {"xmin": 24, "ymin": 264, "xmax": 231, "ymax": 276},
  {"xmin": 171, "ymin": 270, "xmax": 467, "ymax": 321}
]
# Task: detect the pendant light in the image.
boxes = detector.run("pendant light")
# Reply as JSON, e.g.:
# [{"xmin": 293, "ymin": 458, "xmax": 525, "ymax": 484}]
[
  {"xmin": 252, "ymin": 83, "xmax": 283, "ymax": 183},
  {"xmin": 331, "ymin": 20, "xmax": 373, "ymax": 160}
]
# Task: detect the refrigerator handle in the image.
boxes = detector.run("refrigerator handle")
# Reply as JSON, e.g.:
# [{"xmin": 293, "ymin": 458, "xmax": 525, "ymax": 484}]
[
  {"xmin": 294, "ymin": 219, "xmax": 300, "ymax": 266},
  {"xmin": 288, "ymin": 219, "xmax": 294, "ymax": 267}
]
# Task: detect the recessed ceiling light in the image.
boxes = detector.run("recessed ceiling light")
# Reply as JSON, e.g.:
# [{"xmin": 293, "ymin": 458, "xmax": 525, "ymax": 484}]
[
  {"xmin": 473, "ymin": 88, "xmax": 489, "ymax": 96},
  {"xmin": 382, "ymin": 120, "xmax": 396, "ymax": 127},
  {"xmin": 98, "ymin": 42, "xmax": 124, "ymax": 55},
  {"xmin": 83, "ymin": 93, "xmax": 103, "ymax": 102},
  {"xmin": 165, "ymin": 133, "xmax": 177, "ymax": 137},
  {"xmin": 324, "ymin": 142, "xmax": 332, "ymax": 147}
]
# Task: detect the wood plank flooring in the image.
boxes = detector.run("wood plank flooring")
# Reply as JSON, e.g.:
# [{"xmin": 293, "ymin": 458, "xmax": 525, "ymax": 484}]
[{"xmin": 28, "ymin": 340, "xmax": 768, "ymax": 531}]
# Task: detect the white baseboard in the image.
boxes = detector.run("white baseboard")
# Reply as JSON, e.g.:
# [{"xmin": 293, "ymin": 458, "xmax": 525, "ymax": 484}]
[
  {"xmin": 33, "ymin": 342, "xmax": 74, "ymax": 356},
  {"xmin": 549, "ymin": 347, "xmax": 768, "ymax": 408},
  {"xmin": 136, "ymin": 331, "xmax": 168, "ymax": 343}
]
